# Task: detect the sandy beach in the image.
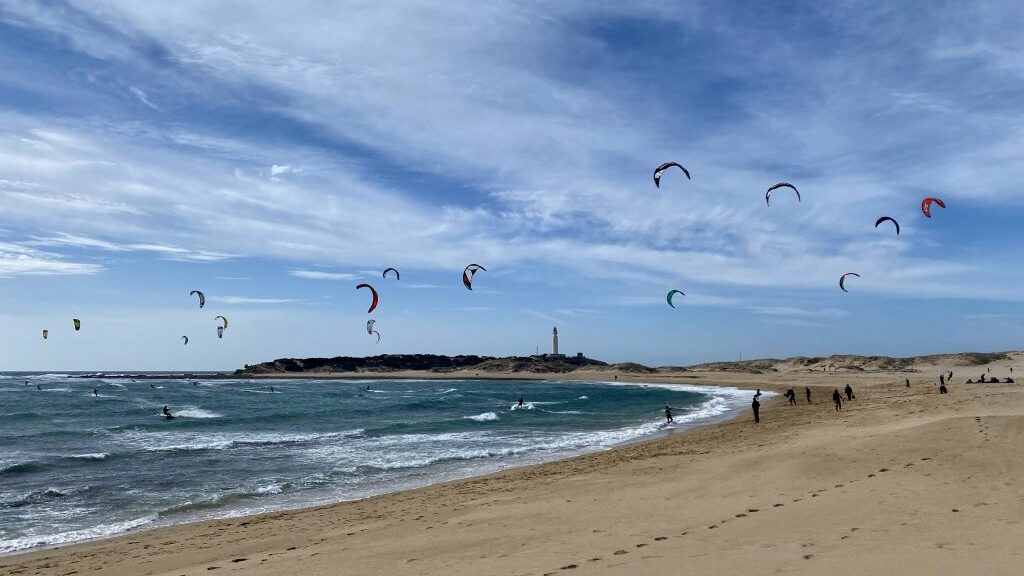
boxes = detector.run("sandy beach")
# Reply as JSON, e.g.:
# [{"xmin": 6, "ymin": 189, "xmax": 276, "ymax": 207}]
[{"xmin": 3, "ymin": 355, "xmax": 1022, "ymax": 576}]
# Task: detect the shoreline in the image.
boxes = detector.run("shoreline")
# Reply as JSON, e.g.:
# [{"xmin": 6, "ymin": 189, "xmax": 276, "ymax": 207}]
[
  {"xmin": 1, "ymin": 375, "xmax": 757, "ymax": 558},
  {"xmin": 5, "ymin": 360, "xmax": 1023, "ymax": 575}
]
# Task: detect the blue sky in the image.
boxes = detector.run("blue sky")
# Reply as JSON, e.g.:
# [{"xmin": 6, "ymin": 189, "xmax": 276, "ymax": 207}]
[{"xmin": 1, "ymin": 0, "xmax": 1022, "ymax": 370}]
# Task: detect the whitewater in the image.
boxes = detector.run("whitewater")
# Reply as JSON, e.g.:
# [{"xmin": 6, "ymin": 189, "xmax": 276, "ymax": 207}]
[{"xmin": 0, "ymin": 374, "xmax": 751, "ymax": 554}]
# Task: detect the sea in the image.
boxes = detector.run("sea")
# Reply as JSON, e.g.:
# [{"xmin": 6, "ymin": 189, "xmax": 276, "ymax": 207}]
[{"xmin": 0, "ymin": 373, "xmax": 752, "ymax": 554}]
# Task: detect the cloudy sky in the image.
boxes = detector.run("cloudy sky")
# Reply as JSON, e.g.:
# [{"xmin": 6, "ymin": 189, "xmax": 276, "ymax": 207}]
[{"xmin": 1, "ymin": 1, "xmax": 1022, "ymax": 370}]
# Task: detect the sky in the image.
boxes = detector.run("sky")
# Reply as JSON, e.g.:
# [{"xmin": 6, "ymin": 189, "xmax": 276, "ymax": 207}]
[{"xmin": 1, "ymin": 0, "xmax": 1022, "ymax": 371}]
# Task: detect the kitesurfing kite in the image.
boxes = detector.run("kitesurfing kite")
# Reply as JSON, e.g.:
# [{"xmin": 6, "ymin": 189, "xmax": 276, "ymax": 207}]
[
  {"xmin": 766, "ymin": 183, "xmax": 800, "ymax": 205},
  {"xmin": 875, "ymin": 216, "xmax": 900, "ymax": 235},
  {"xmin": 839, "ymin": 272, "xmax": 861, "ymax": 293},
  {"xmin": 215, "ymin": 315, "xmax": 228, "ymax": 330},
  {"xmin": 367, "ymin": 319, "xmax": 380, "ymax": 344},
  {"xmin": 181, "ymin": 335, "xmax": 189, "ymax": 346},
  {"xmin": 73, "ymin": 318, "xmax": 81, "ymax": 331},
  {"xmin": 42, "ymin": 329, "xmax": 48, "ymax": 340},
  {"xmin": 356, "ymin": 284, "xmax": 379, "ymax": 313},
  {"xmin": 653, "ymin": 162, "xmax": 690, "ymax": 188},
  {"xmin": 462, "ymin": 264, "xmax": 486, "ymax": 291},
  {"xmin": 190, "ymin": 290, "xmax": 206, "ymax": 309},
  {"xmin": 383, "ymin": 268, "xmax": 400, "ymax": 280},
  {"xmin": 666, "ymin": 289, "xmax": 685, "ymax": 308},
  {"xmin": 921, "ymin": 197, "xmax": 945, "ymax": 218}
]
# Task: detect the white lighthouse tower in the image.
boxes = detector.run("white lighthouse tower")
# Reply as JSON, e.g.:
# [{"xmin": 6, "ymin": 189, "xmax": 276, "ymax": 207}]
[{"xmin": 552, "ymin": 326, "xmax": 559, "ymax": 356}]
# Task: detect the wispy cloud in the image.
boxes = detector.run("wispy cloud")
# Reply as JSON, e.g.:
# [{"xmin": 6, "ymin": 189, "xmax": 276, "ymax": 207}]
[
  {"xmin": 211, "ymin": 296, "xmax": 296, "ymax": 305},
  {"xmin": 289, "ymin": 270, "xmax": 356, "ymax": 281},
  {"xmin": 0, "ymin": 241, "xmax": 102, "ymax": 276}
]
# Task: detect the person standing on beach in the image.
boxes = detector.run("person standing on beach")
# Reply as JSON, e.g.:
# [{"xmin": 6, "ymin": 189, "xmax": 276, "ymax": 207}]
[
  {"xmin": 844, "ymin": 383, "xmax": 854, "ymax": 401},
  {"xmin": 832, "ymin": 389, "xmax": 843, "ymax": 412},
  {"xmin": 664, "ymin": 405, "xmax": 674, "ymax": 423},
  {"xmin": 805, "ymin": 387, "xmax": 812, "ymax": 403},
  {"xmin": 939, "ymin": 374, "xmax": 945, "ymax": 388},
  {"xmin": 786, "ymin": 389, "xmax": 796, "ymax": 405},
  {"xmin": 905, "ymin": 378, "xmax": 911, "ymax": 388},
  {"xmin": 751, "ymin": 396, "xmax": 760, "ymax": 423}
]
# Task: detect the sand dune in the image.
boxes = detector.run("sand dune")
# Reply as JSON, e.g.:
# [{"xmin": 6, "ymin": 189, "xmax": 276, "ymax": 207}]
[{"xmin": 3, "ymin": 358, "xmax": 1023, "ymax": 575}]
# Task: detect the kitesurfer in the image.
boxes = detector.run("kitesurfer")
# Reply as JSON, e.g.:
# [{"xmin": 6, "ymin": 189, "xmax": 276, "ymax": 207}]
[
  {"xmin": 664, "ymin": 405, "xmax": 674, "ymax": 423},
  {"xmin": 270, "ymin": 386, "xmax": 275, "ymax": 393},
  {"xmin": 751, "ymin": 396, "xmax": 760, "ymax": 424},
  {"xmin": 36, "ymin": 385, "xmax": 41, "ymax": 391},
  {"xmin": 518, "ymin": 396, "xmax": 524, "ymax": 408},
  {"xmin": 163, "ymin": 405, "xmax": 173, "ymax": 417},
  {"xmin": 92, "ymin": 388, "xmax": 98, "ymax": 397},
  {"xmin": 844, "ymin": 384, "xmax": 854, "ymax": 401},
  {"xmin": 832, "ymin": 390, "xmax": 843, "ymax": 412}
]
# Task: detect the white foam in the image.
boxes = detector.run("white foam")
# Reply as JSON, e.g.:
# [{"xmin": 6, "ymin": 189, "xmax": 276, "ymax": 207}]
[
  {"xmin": 464, "ymin": 412, "xmax": 498, "ymax": 422},
  {"xmin": 71, "ymin": 453, "xmax": 108, "ymax": 460},
  {"xmin": 510, "ymin": 402, "xmax": 535, "ymax": 411},
  {"xmin": 174, "ymin": 408, "xmax": 223, "ymax": 419},
  {"xmin": 0, "ymin": 515, "xmax": 156, "ymax": 554}
]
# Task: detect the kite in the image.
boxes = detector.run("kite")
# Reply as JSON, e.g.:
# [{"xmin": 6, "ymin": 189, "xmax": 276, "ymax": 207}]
[
  {"xmin": 42, "ymin": 329, "xmax": 48, "ymax": 340},
  {"xmin": 653, "ymin": 162, "xmax": 690, "ymax": 188},
  {"xmin": 383, "ymin": 268, "xmax": 400, "ymax": 280},
  {"xmin": 356, "ymin": 283, "xmax": 379, "ymax": 313},
  {"xmin": 73, "ymin": 318, "xmax": 81, "ymax": 331},
  {"xmin": 190, "ymin": 290, "xmax": 206, "ymax": 309},
  {"xmin": 875, "ymin": 216, "xmax": 900, "ymax": 235},
  {"xmin": 839, "ymin": 272, "xmax": 861, "ymax": 293},
  {"xmin": 666, "ymin": 289, "xmax": 685, "ymax": 308},
  {"xmin": 766, "ymin": 183, "xmax": 800, "ymax": 205},
  {"xmin": 182, "ymin": 335, "xmax": 189, "ymax": 346},
  {"xmin": 215, "ymin": 315, "xmax": 228, "ymax": 329},
  {"xmin": 462, "ymin": 264, "xmax": 486, "ymax": 291},
  {"xmin": 921, "ymin": 197, "xmax": 945, "ymax": 218},
  {"xmin": 367, "ymin": 319, "xmax": 380, "ymax": 344}
]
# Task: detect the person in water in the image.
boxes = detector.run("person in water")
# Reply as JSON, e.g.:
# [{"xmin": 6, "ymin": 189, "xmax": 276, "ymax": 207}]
[
  {"xmin": 832, "ymin": 389, "xmax": 843, "ymax": 412},
  {"xmin": 150, "ymin": 384, "xmax": 155, "ymax": 389},
  {"xmin": 92, "ymin": 388, "xmax": 98, "ymax": 396},
  {"xmin": 518, "ymin": 396, "xmax": 524, "ymax": 407},
  {"xmin": 270, "ymin": 386, "xmax": 275, "ymax": 393},
  {"xmin": 162, "ymin": 405, "xmax": 173, "ymax": 417},
  {"xmin": 751, "ymin": 396, "xmax": 760, "ymax": 424},
  {"xmin": 805, "ymin": 387, "xmax": 812, "ymax": 403},
  {"xmin": 36, "ymin": 385, "xmax": 41, "ymax": 391},
  {"xmin": 844, "ymin": 383, "xmax": 854, "ymax": 401},
  {"xmin": 664, "ymin": 405, "xmax": 674, "ymax": 423}
]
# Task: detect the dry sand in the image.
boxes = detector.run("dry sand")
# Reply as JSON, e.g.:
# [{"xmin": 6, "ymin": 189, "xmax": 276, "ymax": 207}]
[{"xmin": 3, "ymin": 355, "xmax": 1023, "ymax": 575}]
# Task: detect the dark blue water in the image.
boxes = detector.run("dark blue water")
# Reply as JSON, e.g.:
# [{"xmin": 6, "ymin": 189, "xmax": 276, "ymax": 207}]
[{"xmin": 0, "ymin": 373, "xmax": 749, "ymax": 554}]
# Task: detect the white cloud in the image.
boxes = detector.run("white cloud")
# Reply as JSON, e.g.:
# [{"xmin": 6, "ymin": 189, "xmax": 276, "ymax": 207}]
[
  {"xmin": 270, "ymin": 164, "xmax": 291, "ymax": 176},
  {"xmin": 289, "ymin": 270, "xmax": 356, "ymax": 281},
  {"xmin": 0, "ymin": 241, "xmax": 102, "ymax": 276},
  {"xmin": 128, "ymin": 86, "xmax": 160, "ymax": 111},
  {"xmin": 211, "ymin": 296, "xmax": 297, "ymax": 305}
]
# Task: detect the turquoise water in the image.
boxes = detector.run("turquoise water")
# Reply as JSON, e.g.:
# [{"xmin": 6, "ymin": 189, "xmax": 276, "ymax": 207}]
[{"xmin": 0, "ymin": 374, "xmax": 750, "ymax": 554}]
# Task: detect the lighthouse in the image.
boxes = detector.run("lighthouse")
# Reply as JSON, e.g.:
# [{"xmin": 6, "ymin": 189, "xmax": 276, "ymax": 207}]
[{"xmin": 552, "ymin": 326, "xmax": 559, "ymax": 356}]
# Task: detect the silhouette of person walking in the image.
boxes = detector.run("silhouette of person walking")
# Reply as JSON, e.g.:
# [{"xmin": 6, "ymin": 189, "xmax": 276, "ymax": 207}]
[
  {"xmin": 832, "ymin": 389, "xmax": 843, "ymax": 412},
  {"xmin": 751, "ymin": 396, "xmax": 760, "ymax": 423},
  {"xmin": 844, "ymin": 383, "xmax": 854, "ymax": 401},
  {"xmin": 805, "ymin": 387, "xmax": 812, "ymax": 403}
]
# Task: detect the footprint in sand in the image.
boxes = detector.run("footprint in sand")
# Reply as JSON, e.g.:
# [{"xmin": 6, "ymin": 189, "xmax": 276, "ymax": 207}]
[
  {"xmin": 773, "ymin": 503, "xmax": 784, "ymax": 507},
  {"xmin": 613, "ymin": 550, "xmax": 629, "ymax": 556},
  {"xmin": 654, "ymin": 537, "xmax": 668, "ymax": 541}
]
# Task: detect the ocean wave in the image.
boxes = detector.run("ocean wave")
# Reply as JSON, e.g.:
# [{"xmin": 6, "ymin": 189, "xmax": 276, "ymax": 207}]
[
  {"xmin": 173, "ymin": 408, "xmax": 223, "ymax": 418},
  {"xmin": 0, "ymin": 515, "xmax": 156, "ymax": 554},
  {"xmin": 119, "ymin": 429, "xmax": 366, "ymax": 453},
  {"xmin": 464, "ymin": 412, "xmax": 498, "ymax": 422},
  {"xmin": 510, "ymin": 402, "xmax": 535, "ymax": 411}
]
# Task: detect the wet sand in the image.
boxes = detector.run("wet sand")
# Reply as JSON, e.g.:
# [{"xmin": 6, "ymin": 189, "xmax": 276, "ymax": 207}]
[{"xmin": 3, "ymin": 357, "xmax": 1022, "ymax": 575}]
